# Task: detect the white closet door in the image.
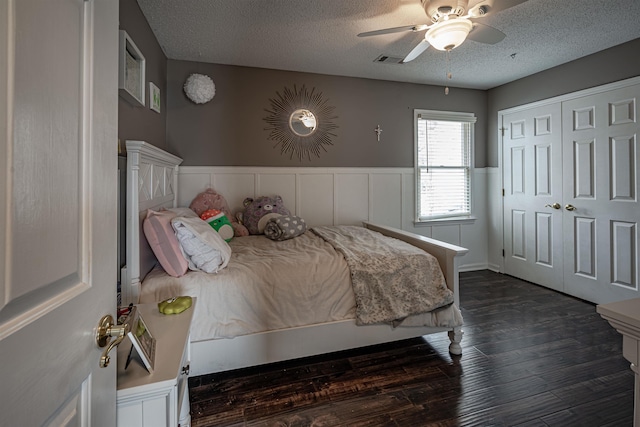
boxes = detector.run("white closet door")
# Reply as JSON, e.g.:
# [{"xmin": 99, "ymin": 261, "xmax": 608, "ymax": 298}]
[
  {"xmin": 562, "ymin": 84, "xmax": 640, "ymax": 304},
  {"xmin": 503, "ymin": 103, "xmax": 564, "ymax": 291}
]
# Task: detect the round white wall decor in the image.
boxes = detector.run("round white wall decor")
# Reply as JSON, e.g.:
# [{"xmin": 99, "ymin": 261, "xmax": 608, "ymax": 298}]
[{"xmin": 184, "ymin": 73, "xmax": 215, "ymax": 104}]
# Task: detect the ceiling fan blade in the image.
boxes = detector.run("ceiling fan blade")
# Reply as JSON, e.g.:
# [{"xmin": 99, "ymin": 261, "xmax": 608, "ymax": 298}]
[
  {"xmin": 402, "ymin": 40, "xmax": 430, "ymax": 63},
  {"xmin": 468, "ymin": 0, "xmax": 528, "ymax": 17},
  {"xmin": 357, "ymin": 24, "xmax": 429, "ymax": 37},
  {"xmin": 467, "ymin": 22, "xmax": 505, "ymax": 44}
]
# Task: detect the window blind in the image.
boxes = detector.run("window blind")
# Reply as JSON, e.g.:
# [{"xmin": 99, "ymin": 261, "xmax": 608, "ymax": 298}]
[{"xmin": 415, "ymin": 111, "xmax": 475, "ymax": 220}]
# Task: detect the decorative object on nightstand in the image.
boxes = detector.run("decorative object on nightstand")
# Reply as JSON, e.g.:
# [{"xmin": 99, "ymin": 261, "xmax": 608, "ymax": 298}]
[
  {"xmin": 125, "ymin": 306, "xmax": 156, "ymax": 372},
  {"xmin": 158, "ymin": 296, "xmax": 193, "ymax": 315},
  {"xmin": 184, "ymin": 73, "xmax": 215, "ymax": 104}
]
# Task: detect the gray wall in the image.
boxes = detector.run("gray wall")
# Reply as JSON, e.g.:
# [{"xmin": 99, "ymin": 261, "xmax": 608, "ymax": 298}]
[
  {"xmin": 120, "ymin": 2, "xmax": 639, "ymax": 169},
  {"xmin": 167, "ymin": 61, "xmax": 488, "ymax": 167},
  {"xmin": 486, "ymin": 38, "xmax": 640, "ymax": 167},
  {"xmin": 118, "ymin": 0, "xmax": 168, "ymax": 151}
]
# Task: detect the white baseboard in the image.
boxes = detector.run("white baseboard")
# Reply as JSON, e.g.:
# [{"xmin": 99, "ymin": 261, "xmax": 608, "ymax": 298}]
[
  {"xmin": 459, "ymin": 262, "xmax": 489, "ymax": 272},
  {"xmin": 487, "ymin": 263, "xmax": 502, "ymax": 273}
]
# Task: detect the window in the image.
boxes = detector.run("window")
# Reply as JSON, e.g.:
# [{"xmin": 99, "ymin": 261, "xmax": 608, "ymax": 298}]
[{"xmin": 414, "ymin": 109, "xmax": 476, "ymax": 222}]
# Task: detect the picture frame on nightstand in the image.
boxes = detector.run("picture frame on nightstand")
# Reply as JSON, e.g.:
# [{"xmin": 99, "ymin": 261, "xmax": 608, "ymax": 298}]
[{"xmin": 125, "ymin": 306, "xmax": 156, "ymax": 373}]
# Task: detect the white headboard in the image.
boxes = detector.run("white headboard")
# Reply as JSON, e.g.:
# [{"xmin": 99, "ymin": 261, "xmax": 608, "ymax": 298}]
[{"xmin": 123, "ymin": 140, "xmax": 182, "ymax": 306}]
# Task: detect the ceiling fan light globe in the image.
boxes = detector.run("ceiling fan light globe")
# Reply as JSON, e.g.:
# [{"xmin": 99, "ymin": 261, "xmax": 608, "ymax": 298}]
[{"xmin": 425, "ymin": 18, "xmax": 472, "ymax": 51}]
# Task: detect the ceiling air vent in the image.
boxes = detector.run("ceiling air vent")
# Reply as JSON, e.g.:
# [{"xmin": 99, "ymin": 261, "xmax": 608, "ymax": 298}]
[{"xmin": 374, "ymin": 55, "xmax": 404, "ymax": 65}]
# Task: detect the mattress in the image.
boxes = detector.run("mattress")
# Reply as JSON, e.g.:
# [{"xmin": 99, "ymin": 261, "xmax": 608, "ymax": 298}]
[{"xmin": 138, "ymin": 230, "xmax": 462, "ymax": 342}]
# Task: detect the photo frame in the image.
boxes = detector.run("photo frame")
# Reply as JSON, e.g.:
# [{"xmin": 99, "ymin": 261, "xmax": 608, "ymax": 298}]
[
  {"xmin": 125, "ymin": 307, "xmax": 156, "ymax": 372},
  {"xmin": 118, "ymin": 30, "xmax": 146, "ymax": 107},
  {"xmin": 149, "ymin": 82, "xmax": 161, "ymax": 113}
]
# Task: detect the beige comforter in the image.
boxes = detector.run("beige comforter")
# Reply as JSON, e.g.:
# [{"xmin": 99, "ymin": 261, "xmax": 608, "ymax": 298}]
[
  {"xmin": 312, "ymin": 226, "xmax": 454, "ymax": 325},
  {"xmin": 140, "ymin": 232, "xmax": 355, "ymax": 341},
  {"xmin": 139, "ymin": 228, "xmax": 461, "ymax": 342}
]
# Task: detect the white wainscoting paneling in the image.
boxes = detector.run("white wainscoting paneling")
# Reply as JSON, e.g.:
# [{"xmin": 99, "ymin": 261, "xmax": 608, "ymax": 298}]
[
  {"xmin": 298, "ymin": 173, "xmax": 334, "ymax": 225},
  {"xmin": 459, "ymin": 168, "xmax": 490, "ymax": 271},
  {"xmin": 335, "ymin": 173, "xmax": 369, "ymax": 225},
  {"xmin": 370, "ymin": 173, "xmax": 403, "ymax": 229},
  {"xmin": 486, "ymin": 167, "xmax": 503, "ymax": 272},
  {"xmin": 177, "ymin": 166, "xmax": 490, "ymax": 271}
]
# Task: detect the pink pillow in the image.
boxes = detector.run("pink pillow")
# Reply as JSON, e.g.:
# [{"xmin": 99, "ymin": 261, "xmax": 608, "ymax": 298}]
[{"xmin": 143, "ymin": 209, "xmax": 188, "ymax": 277}]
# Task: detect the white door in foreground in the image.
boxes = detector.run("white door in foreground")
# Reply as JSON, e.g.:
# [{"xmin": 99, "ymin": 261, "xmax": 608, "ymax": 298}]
[{"xmin": 0, "ymin": 0, "xmax": 118, "ymax": 424}]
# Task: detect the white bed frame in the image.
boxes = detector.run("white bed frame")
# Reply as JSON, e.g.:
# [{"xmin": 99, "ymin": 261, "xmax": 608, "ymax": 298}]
[{"xmin": 124, "ymin": 140, "xmax": 469, "ymax": 376}]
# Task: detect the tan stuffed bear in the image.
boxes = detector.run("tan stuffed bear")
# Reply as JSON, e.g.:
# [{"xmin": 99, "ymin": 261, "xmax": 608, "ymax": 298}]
[{"xmin": 189, "ymin": 189, "xmax": 249, "ymax": 237}]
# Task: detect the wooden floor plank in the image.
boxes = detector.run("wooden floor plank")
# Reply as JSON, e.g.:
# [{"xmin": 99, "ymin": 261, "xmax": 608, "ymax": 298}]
[
  {"xmin": 540, "ymin": 391, "xmax": 634, "ymax": 426},
  {"xmin": 189, "ymin": 270, "xmax": 634, "ymax": 426}
]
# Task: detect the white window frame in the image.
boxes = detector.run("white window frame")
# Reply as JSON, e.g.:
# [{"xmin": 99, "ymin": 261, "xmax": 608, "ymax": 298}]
[{"xmin": 414, "ymin": 109, "xmax": 476, "ymax": 224}]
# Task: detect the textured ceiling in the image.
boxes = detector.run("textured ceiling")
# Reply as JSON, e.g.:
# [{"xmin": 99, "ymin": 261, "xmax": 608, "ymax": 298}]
[{"xmin": 137, "ymin": 0, "xmax": 640, "ymax": 90}]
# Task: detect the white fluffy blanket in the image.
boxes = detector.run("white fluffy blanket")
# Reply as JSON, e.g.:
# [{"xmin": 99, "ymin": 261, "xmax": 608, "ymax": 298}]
[
  {"xmin": 171, "ymin": 216, "xmax": 231, "ymax": 273},
  {"xmin": 311, "ymin": 225, "xmax": 454, "ymax": 325}
]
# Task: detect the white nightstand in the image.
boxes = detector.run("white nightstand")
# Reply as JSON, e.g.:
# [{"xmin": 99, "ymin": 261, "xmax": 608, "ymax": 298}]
[
  {"xmin": 116, "ymin": 299, "xmax": 195, "ymax": 427},
  {"xmin": 597, "ymin": 298, "xmax": 640, "ymax": 427}
]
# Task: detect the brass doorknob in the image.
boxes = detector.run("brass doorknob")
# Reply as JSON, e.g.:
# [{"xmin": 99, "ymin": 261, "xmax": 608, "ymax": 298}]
[
  {"xmin": 545, "ymin": 202, "xmax": 561, "ymax": 209},
  {"xmin": 96, "ymin": 314, "xmax": 130, "ymax": 368},
  {"xmin": 565, "ymin": 204, "xmax": 577, "ymax": 211}
]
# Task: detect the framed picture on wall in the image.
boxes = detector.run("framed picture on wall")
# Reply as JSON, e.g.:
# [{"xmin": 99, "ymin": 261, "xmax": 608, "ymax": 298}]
[
  {"xmin": 118, "ymin": 30, "xmax": 146, "ymax": 107},
  {"xmin": 149, "ymin": 82, "xmax": 161, "ymax": 113}
]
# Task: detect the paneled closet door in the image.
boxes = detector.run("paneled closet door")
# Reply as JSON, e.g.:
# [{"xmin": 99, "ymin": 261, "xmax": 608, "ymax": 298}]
[
  {"xmin": 562, "ymin": 84, "xmax": 640, "ymax": 304},
  {"xmin": 503, "ymin": 103, "xmax": 564, "ymax": 292}
]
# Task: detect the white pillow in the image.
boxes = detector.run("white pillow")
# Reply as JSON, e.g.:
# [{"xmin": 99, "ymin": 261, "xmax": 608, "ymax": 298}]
[{"xmin": 171, "ymin": 216, "xmax": 231, "ymax": 273}]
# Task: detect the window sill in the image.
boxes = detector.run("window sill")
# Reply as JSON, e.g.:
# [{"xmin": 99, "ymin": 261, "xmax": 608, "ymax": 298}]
[{"xmin": 413, "ymin": 216, "xmax": 477, "ymax": 227}]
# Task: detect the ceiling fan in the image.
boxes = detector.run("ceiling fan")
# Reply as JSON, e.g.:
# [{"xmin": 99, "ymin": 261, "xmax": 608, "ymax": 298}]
[{"xmin": 358, "ymin": 0, "xmax": 527, "ymax": 63}]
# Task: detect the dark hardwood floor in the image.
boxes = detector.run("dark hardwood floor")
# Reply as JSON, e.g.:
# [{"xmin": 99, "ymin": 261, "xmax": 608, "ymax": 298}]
[{"xmin": 188, "ymin": 270, "xmax": 635, "ymax": 426}]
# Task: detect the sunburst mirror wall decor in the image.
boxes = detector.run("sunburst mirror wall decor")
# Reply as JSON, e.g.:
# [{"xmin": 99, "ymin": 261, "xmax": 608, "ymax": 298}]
[{"xmin": 263, "ymin": 85, "xmax": 338, "ymax": 161}]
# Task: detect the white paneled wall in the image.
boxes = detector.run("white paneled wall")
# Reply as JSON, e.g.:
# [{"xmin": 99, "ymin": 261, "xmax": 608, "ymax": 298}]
[
  {"xmin": 486, "ymin": 167, "xmax": 503, "ymax": 272},
  {"xmin": 178, "ymin": 166, "xmax": 490, "ymax": 271}
]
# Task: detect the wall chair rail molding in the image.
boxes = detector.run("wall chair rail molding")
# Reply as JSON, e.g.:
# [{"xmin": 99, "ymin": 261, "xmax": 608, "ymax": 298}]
[
  {"xmin": 118, "ymin": 30, "xmax": 146, "ymax": 107},
  {"xmin": 263, "ymin": 84, "xmax": 338, "ymax": 162}
]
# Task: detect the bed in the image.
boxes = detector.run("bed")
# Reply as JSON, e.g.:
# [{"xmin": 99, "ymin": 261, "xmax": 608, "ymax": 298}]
[{"xmin": 123, "ymin": 140, "xmax": 469, "ymax": 376}]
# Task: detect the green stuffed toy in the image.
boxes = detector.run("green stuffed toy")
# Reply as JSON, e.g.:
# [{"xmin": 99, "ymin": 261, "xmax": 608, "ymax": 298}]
[
  {"xmin": 158, "ymin": 296, "xmax": 193, "ymax": 315},
  {"xmin": 200, "ymin": 209, "xmax": 234, "ymax": 242}
]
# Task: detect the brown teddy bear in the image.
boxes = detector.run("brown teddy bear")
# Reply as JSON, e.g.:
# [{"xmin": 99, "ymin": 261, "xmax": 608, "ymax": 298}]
[{"xmin": 189, "ymin": 189, "xmax": 249, "ymax": 237}]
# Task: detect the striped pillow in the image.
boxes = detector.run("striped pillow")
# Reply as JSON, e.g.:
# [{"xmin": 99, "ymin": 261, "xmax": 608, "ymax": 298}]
[{"xmin": 143, "ymin": 209, "xmax": 189, "ymax": 277}]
